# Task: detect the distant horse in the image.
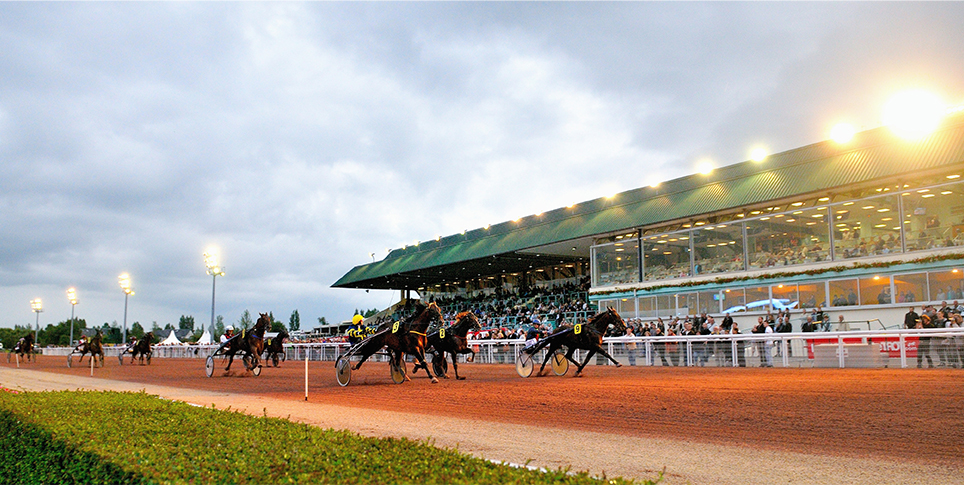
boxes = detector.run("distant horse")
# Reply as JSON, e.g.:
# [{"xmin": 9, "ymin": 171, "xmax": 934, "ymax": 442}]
[
  {"xmin": 263, "ymin": 328, "xmax": 289, "ymax": 367},
  {"xmin": 76, "ymin": 330, "xmax": 105, "ymax": 368},
  {"xmin": 222, "ymin": 313, "xmax": 270, "ymax": 373},
  {"xmin": 349, "ymin": 302, "xmax": 444, "ymax": 383},
  {"xmin": 423, "ymin": 311, "xmax": 481, "ymax": 380},
  {"xmin": 527, "ymin": 307, "xmax": 627, "ymax": 377},
  {"xmin": 130, "ymin": 332, "xmax": 154, "ymax": 365},
  {"xmin": 8, "ymin": 333, "xmax": 35, "ymax": 363}
]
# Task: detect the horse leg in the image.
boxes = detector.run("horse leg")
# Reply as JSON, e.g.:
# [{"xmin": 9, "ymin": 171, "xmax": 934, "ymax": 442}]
[
  {"xmin": 574, "ymin": 349, "xmax": 597, "ymax": 377},
  {"xmin": 351, "ymin": 348, "xmax": 375, "ymax": 371},
  {"xmin": 413, "ymin": 350, "xmax": 437, "ymax": 383},
  {"xmin": 593, "ymin": 344, "xmax": 623, "ymax": 368},
  {"xmin": 451, "ymin": 353, "xmax": 464, "ymax": 380},
  {"xmin": 537, "ymin": 343, "xmax": 558, "ymax": 376},
  {"xmin": 224, "ymin": 353, "xmax": 235, "ymax": 371}
]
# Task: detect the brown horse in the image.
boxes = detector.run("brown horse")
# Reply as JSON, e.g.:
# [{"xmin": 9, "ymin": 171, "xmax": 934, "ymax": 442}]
[
  {"xmin": 130, "ymin": 331, "xmax": 153, "ymax": 364},
  {"xmin": 76, "ymin": 330, "xmax": 105, "ymax": 367},
  {"xmin": 423, "ymin": 311, "xmax": 481, "ymax": 380},
  {"xmin": 349, "ymin": 302, "xmax": 444, "ymax": 383},
  {"xmin": 528, "ymin": 307, "xmax": 627, "ymax": 377},
  {"xmin": 262, "ymin": 328, "xmax": 288, "ymax": 367},
  {"xmin": 8, "ymin": 333, "xmax": 35, "ymax": 363},
  {"xmin": 223, "ymin": 313, "xmax": 270, "ymax": 373}
]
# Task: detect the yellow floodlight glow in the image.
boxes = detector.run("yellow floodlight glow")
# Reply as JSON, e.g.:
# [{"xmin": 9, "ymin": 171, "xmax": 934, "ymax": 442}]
[
  {"xmin": 830, "ymin": 123, "xmax": 855, "ymax": 144},
  {"xmin": 750, "ymin": 147, "xmax": 768, "ymax": 162},
  {"xmin": 883, "ymin": 89, "xmax": 945, "ymax": 140},
  {"xmin": 697, "ymin": 159, "xmax": 714, "ymax": 175}
]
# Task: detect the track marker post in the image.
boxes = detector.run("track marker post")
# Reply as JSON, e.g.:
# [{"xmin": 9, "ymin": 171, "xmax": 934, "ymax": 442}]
[
  {"xmin": 304, "ymin": 345, "xmax": 309, "ymax": 401},
  {"xmin": 15, "ymin": 353, "xmax": 19, "ymax": 368},
  {"xmin": 90, "ymin": 352, "xmax": 94, "ymax": 377}
]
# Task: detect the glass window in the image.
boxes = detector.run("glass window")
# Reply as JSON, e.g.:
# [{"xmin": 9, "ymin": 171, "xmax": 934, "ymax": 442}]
[
  {"xmin": 771, "ymin": 284, "xmax": 799, "ymax": 310},
  {"xmin": 617, "ymin": 297, "xmax": 637, "ymax": 317},
  {"xmin": 678, "ymin": 292, "xmax": 698, "ymax": 315},
  {"xmin": 720, "ymin": 288, "xmax": 746, "ymax": 314},
  {"xmin": 597, "ymin": 299, "xmax": 617, "ymax": 312},
  {"xmin": 893, "ymin": 273, "xmax": 926, "ymax": 304},
  {"xmin": 656, "ymin": 294, "xmax": 674, "ymax": 317},
  {"xmin": 698, "ymin": 290, "xmax": 721, "ymax": 314},
  {"xmin": 903, "ymin": 181, "xmax": 964, "ymax": 253},
  {"xmin": 859, "ymin": 276, "xmax": 892, "ymax": 305},
  {"xmin": 828, "ymin": 279, "xmax": 859, "ymax": 307},
  {"xmin": 744, "ymin": 286, "xmax": 770, "ymax": 312},
  {"xmin": 747, "ymin": 207, "xmax": 831, "ymax": 269},
  {"xmin": 928, "ymin": 269, "xmax": 964, "ymax": 302},
  {"xmin": 592, "ymin": 242, "xmax": 639, "ymax": 287},
  {"xmin": 692, "ymin": 223, "xmax": 745, "ymax": 276},
  {"xmin": 643, "ymin": 232, "xmax": 691, "ymax": 281},
  {"xmin": 833, "ymin": 195, "xmax": 901, "ymax": 260},
  {"xmin": 798, "ymin": 282, "xmax": 826, "ymax": 309},
  {"xmin": 637, "ymin": 296, "xmax": 657, "ymax": 319}
]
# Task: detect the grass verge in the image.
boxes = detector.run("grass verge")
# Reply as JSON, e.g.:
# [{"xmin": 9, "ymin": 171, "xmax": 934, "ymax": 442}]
[{"xmin": 0, "ymin": 389, "xmax": 650, "ymax": 484}]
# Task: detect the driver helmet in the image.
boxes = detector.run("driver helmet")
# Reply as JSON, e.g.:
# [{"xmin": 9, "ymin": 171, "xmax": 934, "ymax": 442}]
[
  {"xmin": 225, "ymin": 325, "xmax": 234, "ymax": 332},
  {"xmin": 352, "ymin": 314, "xmax": 364, "ymax": 325}
]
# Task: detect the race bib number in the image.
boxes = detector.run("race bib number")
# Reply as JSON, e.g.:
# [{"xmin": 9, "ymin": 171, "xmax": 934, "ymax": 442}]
[
  {"xmin": 440, "ymin": 329, "xmax": 446, "ymax": 339},
  {"xmin": 392, "ymin": 321, "xmax": 400, "ymax": 334},
  {"xmin": 574, "ymin": 324, "xmax": 582, "ymax": 335}
]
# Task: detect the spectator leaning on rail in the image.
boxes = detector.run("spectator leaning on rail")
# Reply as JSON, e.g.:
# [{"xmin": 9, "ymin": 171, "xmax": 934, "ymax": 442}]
[{"xmin": 916, "ymin": 314, "xmax": 936, "ymax": 368}]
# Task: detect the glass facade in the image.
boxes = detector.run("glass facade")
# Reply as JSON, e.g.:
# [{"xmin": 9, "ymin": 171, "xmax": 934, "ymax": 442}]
[{"xmin": 591, "ymin": 178, "xmax": 964, "ymax": 289}]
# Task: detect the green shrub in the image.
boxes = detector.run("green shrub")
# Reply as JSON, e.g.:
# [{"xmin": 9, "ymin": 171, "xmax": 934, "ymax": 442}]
[{"xmin": 0, "ymin": 390, "xmax": 645, "ymax": 485}]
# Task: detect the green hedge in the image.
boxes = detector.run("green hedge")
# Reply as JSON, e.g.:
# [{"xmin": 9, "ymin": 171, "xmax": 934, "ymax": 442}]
[{"xmin": 0, "ymin": 389, "xmax": 646, "ymax": 484}]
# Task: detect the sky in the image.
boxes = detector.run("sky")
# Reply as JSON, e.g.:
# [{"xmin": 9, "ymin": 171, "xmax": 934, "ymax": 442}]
[{"xmin": 2, "ymin": 2, "xmax": 963, "ymax": 332}]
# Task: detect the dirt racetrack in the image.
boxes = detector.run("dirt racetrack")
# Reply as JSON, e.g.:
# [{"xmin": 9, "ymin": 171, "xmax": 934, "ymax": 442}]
[{"xmin": 3, "ymin": 354, "xmax": 963, "ymax": 484}]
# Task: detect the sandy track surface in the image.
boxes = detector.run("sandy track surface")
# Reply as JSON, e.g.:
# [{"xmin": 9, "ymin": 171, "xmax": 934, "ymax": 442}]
[{"xmin": 2, "ymin": 355, "xmax": 962, "ymax": 484}]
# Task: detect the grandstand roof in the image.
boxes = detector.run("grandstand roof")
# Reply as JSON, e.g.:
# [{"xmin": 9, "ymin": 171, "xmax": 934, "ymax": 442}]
[{"xmin": 333, "ymin": 113, "xmax": 964, "ymax": 290}]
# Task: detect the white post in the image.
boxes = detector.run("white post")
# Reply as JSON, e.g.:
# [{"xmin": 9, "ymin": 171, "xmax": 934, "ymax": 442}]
[{"xmin": 304, "ymin": 345, "xmax": 309, "ymax": 401}]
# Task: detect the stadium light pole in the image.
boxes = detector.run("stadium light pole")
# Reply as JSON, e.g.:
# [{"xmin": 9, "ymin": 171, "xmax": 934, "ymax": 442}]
[
  {"xmin": 204, "ymin": 250, "xmax": 224, "ymax": 336},
  {"xmin": 119, "ymin": 273, "xmax": 134, "ymax": 343},
  {"xmin": 67, "ymin": 288, "xmax": 78, "ymax": 347},
  {"xmin": 30, "ymin": 298, "xmax": 43, "ymax": 344}
]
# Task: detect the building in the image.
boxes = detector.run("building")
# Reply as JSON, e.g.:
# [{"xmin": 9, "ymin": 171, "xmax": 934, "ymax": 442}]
[{"xmin": 334, "ymin": 110, "xmax": 964, "ymax": 329}]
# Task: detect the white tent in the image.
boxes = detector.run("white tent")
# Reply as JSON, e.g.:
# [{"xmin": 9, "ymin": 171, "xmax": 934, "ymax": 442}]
[
  {"xmin": 196, "ymin": 329, "xmax": 214, "ymax": 345},
  {"xmin": 160, "ymin": 329, "xmax": 184, "ymax": 345}
]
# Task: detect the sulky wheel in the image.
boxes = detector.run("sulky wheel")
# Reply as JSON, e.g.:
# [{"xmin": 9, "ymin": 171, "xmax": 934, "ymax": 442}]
[
  {"xmin": 205, "ymin": 355, "xmax": 215, "ymax": 377},
  {"xmin": 390, "ymin": 359, "xmax": 406, "ymax": 384},
  {"xmin": 431, "ymin": 353, "xmax": 448, "ymax": 378},
  {"xmin": 67, "ymin": 354, "xmax": 73, "ymax": 368},
  {"xmin": 516, "ymin": 349, "xmax": 534, "ymax": 378},
  {"xmin": 551, "ymin": 350, "xmax": 569, "ymax": 376},
  {"xmin": 271, "ymin": 353, "xmax": 280, "ymax": 367},
  {"xmin": 335, "ymin": 356, "xmax": 352, "ymax": 387}
]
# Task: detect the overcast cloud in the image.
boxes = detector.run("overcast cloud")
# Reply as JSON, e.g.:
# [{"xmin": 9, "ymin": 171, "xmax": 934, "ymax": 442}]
[{"xmin": 2, "ymin": 2, "xmax": 963, "ymax": 331}]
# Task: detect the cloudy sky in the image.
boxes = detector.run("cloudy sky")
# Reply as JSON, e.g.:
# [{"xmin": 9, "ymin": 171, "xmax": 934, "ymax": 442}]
[{"xmin": 2, "ymin": 2, "xmax": 963, "ymax": 332}]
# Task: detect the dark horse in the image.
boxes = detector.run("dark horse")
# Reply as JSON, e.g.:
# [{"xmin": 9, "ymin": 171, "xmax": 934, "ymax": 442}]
[
  {"xmin": 262, "ymin": 328, "xmax": 288, "ymax": 367},
  {"xmin": 223, "ymin": 313, "xmax": 270, "ymax": 373},
  {"xmin": 349, "ymin": 302, "xmax": 444, "ymax": 383},
  {"xmin": 130, "ymin": 332, "xmax": 153, "ymax": 365},
  {"xmin": 423, "ymin": 311, "xmax": 481, "ymax": 380},
  {"xmin": 8, "ymin": 333, "xmax": 35, "ymax": 363},
  {"xmin": 528, "ymin": 307, "xmax": 627, "ymax": 377},
  {"xmin": 76, "ymin": 330, "xmax": 105, "ymax": 367}
]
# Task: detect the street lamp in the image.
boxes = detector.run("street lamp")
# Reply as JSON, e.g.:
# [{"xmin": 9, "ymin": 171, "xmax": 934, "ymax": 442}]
[
  {"xmin": 67, "ymin": 288, "xmax": 78, "ymax": 347},
  {"xmin": 119, "ymin": 273, "xmax": 134, "ymax": 343},
  {"xmin": 204, "ymin": 250, "xmax": 224, "ymax": 336},
  {"xmin": 30, "ymin": 298, "xmax": 43, "ymax": 343}
]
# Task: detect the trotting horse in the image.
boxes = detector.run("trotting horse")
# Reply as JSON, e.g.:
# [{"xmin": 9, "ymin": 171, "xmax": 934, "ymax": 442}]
[
  {"xmin": 8, "ymin": 333, "xmax": 35, "ymax": 363},
  {"xmin": 76, "ymin": 330, "xmax": 105, "ymax": 368},
  {"xmin": 422, "ymin": 311, "xmax": 481, "ymax": 380},
  {"xmin": 527, "ymin": 307, "xmax": 627, "ymax": 377},
  {"xmin": 222, "ymin": 313, "xmax": 270, "ymax": 373},
  {"xmin": 349, "ymin": 302, "xmax": 444, "ymax": 383},
  {"xmin": 263, "ymin": 328, "xmax": 288, "ymax": 367},
  {"xmin": 130, "ymin": 332, "xmax": 153, "ymax": 365}
]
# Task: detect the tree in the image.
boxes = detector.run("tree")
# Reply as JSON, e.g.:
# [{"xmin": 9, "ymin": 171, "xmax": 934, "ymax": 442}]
[
  {"xmin": 317, "ymin": 316, "xmax": 328, "ymax": 326},
  {"xmin": 238, "ymin": 310, "xmax": 253, "ymax": 330},
  {"xmin": 214, "ymin": 315, "xmax": 225, "ymax": 338},
  {"xmin": 130, "ymin": 322, "xmax": 145, "ymax": 340},
  {"xmin": 178, "ymin": 315, "xmax": 195, "ymax": 331},
  {"xmin": 151, "ymin": 321, "xmax": 162, "ymax": 334},
  {"xmin": 289, "ymin": 310, "xmax": 301, "ymax": 331}
]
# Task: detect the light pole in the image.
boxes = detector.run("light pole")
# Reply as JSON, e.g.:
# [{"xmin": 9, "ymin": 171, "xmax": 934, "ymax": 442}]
[
  {"xmin": 67, "ymin": 288, "xmax": 78, "ymax": 346},
  {"xmin": 119, "ymin": 273, "xmax": 134, "ymax": 343},
  {"xmin": 30, "ymin": 298, "xmax": 43, "ymax": 343},
  {"xmin": 204, "ymin": 250, "xmax": 225, "ymax": 336}
]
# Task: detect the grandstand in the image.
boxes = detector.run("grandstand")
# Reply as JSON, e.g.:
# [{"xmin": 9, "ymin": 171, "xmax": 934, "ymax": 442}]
[{"xmin": 334, "ymin": 110, "xmax": 964, "ymax": 332}]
